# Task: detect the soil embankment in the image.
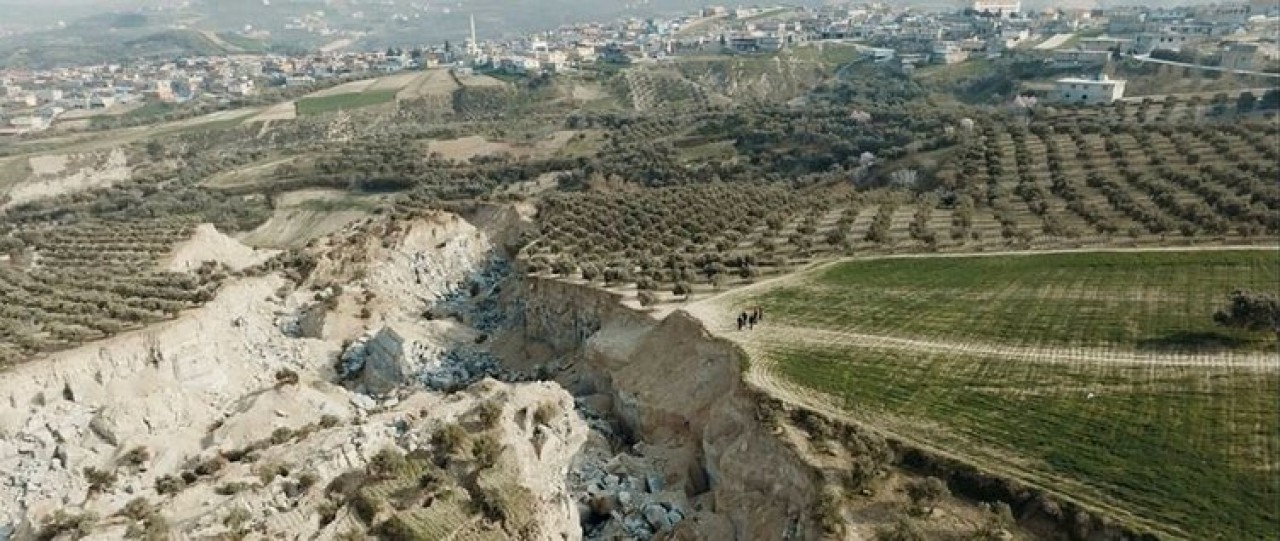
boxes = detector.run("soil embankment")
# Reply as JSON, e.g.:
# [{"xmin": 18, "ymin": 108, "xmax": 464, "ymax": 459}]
[{"xmin": 520, "ymin": 278, "xmax": 823, "ymax": 539}]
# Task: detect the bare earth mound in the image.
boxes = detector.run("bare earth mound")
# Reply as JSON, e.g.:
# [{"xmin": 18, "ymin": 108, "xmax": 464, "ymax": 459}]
[{"xmin": 166, "ymin": 223, "xmax": 280, "ymax": 272}]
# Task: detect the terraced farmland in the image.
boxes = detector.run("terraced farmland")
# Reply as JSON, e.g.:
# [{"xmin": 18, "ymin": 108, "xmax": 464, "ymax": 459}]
[
  {"xmin": 701, "ymin": 249, "xmax": 1279, "ymax": 540},
  {"xmin": 0, "ymin": 220, "xmax": 222, "ymax": 365}
]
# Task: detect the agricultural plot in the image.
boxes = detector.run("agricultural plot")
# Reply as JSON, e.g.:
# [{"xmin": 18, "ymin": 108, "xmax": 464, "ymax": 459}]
[
  {"xmin": 296, "ymin": 90, "xmax": 399, "ymax": 115},
  {"xmin": 725, "ymin": 249, "xmax": 1279, "ymax": 539},
  {"xmin": 0, "ymin": 220, "xmax": 222, "ymax": 366},
  {"xmin": 752, "ymin": 250, "xmax": 1279, "ymax": 351}
]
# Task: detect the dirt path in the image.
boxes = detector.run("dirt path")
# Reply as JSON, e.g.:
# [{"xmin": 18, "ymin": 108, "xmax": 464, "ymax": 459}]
[{"xmin": 684, "ymin": 244, "xmax": 1280, "ymax": 372}]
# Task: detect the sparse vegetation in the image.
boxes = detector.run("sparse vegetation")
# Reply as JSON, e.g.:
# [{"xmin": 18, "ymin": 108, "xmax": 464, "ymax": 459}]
[
  {"xmin": 905, "ymin": 477, "xmax": 949, "ymax": 517},
  {"xmin": 36, "ymin": 510, "xmax": 98, "ymax": 540},
  {"xmin": 532, "ymin": 401, "xmax": 560, "ymax": 427},
  {"xmin": 154, "ymin": 475, "xmax": 185, "ymax": 496},
  {"xmin": 83, "ymin": 466, "xmax": 118, "ymax": 493}
]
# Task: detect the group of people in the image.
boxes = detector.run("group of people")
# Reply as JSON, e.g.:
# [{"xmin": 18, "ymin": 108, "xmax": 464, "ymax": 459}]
[{"xmin": 737, "ymin": 306, "xmax": 764, "ymax": 331}]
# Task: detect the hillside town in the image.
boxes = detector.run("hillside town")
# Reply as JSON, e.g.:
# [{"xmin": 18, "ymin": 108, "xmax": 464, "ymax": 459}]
[{"xmin": 2, "ymin": 0, "xmax": 1278, "ymax": 135}]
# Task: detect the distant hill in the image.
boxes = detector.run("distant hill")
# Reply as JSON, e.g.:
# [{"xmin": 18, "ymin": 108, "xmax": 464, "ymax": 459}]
[{"xmin": 0, "ymin": 24, "xmax": 267, "ymax": 69}]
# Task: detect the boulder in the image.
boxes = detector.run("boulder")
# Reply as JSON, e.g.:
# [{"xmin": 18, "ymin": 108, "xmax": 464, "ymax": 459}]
[
  {"xmin": 295, "ymin": 303, "xmax": 327, "ymax": 339},
  {"xmin": 342, "ymin": 327, "xmax": 409, "ymax": 395},
  {"xmin": 88, "ymin": 409, "xmax": 121, "ymax": 447},
  {"xmin": 643, "ymin": 503, "xmax": 672, "ymax": 531}
]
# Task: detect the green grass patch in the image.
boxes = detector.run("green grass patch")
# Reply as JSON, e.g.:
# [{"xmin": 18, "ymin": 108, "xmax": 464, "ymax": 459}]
[
  {"xmin": 769, "ymin": 343, "xmax": 1278, "ymax": 539},
  {"xmin": 296, "ymin": 90, "xmax": 398, "ymax": 115},
  {"xmin": 754, "ymin": 250, "xmax": 1279, "ymax": 351}
]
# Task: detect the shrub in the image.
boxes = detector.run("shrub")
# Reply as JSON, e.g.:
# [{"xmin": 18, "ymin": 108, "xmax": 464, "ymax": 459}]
[
  {"xmin": 1213, "ymin": 290, "xmax": 1280, "ymax": 334},
  {"xmin": 974, "ymin": 501, "xmax": 1016, "ymax": 540},
  {"xmin": 672, "ymin": 282, "xmax": 691, "ymax": 299},
  {"xmin": 274, "ymin": 368, "xmax": 300, "ymax": 386},
  {"xmin": 296, "ymin": 471, "xmax": 320, "ymax": 492},
  {"xmin": 83, "ymin": 466, "xmax": 118, "ymax": 492},
  {"xmin": 368, "ymin": 447, "xmax": 407, "ymax": 478},
  {"xmin": 38, "ymin": 510, "xmax": 99, "ymax": 541},
  {"xmin": 215, "ymin": 482, "xmax": 256, "ymax": 496},
  {"xmin": 120, "ymin": 498, "xmax": 154, "ymax": 521},
  {"xmin": 122, "ymin": 446, "xmax": 151, "ymax": 467},
  {"xmin": 255, "ymin": 461, "xmax": 291, "ymax": 485},
  {"xmin": 222, "ymin": 506, "xmax": 251, "ymax": 531},
  {"xmin": 477, "ymin": 400, "xmax": 504, "ymax": 429},
  {"xmin": 195, "ymin": 455, "xmax": 227, "ymax": 476},
  {"xmin": 319, "ymin": 414, "xmax": 342, "ymax": 429},
  {"xmin": 433, "ymin": 423, "xmax": 469, "ymax": 457},
  {"xmin": 814, "ymin": 488, "xmax": 844, "ymax": 535},
  {"xmin": 472, "ymin": 434, "xmax": 504, "ymax": 468},
  {"xmin": 324, "ymin": 470, "xmax": 372, "ymax": 503},
  {"xmin": 533, "ymin": 401, "xmax": 560, "ymax": 426},
  {"xmin": 874, "ymin": 517, "xmax": 926, "ymax": 541},
  {"xmin": 905, "ymin": 477, "xmax": 949, "ymax": 517},
  {"xmin": 155, "ymin": 475, "xmax": 184, "ymax": 496},
  {"xmin": 270, "ymin": 426, "xmax": 295, "ymax": 445},
  {"xmin": 124, "ymin": 512, "xmax": 170, "ymax": 541}
]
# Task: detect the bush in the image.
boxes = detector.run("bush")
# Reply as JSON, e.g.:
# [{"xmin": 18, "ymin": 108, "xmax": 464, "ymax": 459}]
[
  {"xmin": 222, "ymin": 506, "xmax": 251, "ymax": 531},
  {"xmin": 38, "ymin": 510, "xmax": 99, "ymax": 541},
  {"xmin": 1213, "ymin": 290, "xmax": 1280, "ymax": 334},
  {"xmin": 83, "ymin": 466, "xmax": 118, "ymax": 492},
  {"xmin": 319, "ymin": 414, "xmax": 342, "ymax": 428},
  {"xmin": 255, "ymin": 461, "xmax": 291, "ymax": 485},
  {"xmin": 814, "ymin": 488, "xmax": 844, "ymax": 535},
  {"xmin": 368, "ymin": 447, "xmax": 407, "ymax": 478},
  {"xmin": 905, "ymin": 477, "xmax": 949, "ymax": 517},
  {"xmin": 874, "ymin": 517, "xmax": 926, "ymax": 541},
  {"xmin": 270, "ymin": 426, "xmax": 295, "ymax": 445},
  {"xmin": 324, "ymin": 470, "xmax": 372, "ymax": 503},
  {"xmin": 472, "ymin": 434, "xmax": 504, "ymax": 468},
  {"xmin": 120, "ymin": 498, "xmax": 154, "ymax": 521},
  {"xmin": 215, "ymin": 481, "xmax": 255, "ymax": 496},
  {"xmin": 672, "ymin": 282, "xmax": 691, "ymax": 299},
  {"xmin": 124, "ymin": 512, "xmax": 170, "ymax": 541},
  {"xmin": 477, "ymin": 400, "xmax": 504, "ymax": 429},
  {"xmin": 297, "ymin": 471, "xmax": 320, "ymax": 492},
  {"xmin": 155, "ymin": 475, "xmax": 184, "ymax": 496},
  {"xmin": 195, "ymin": 455, "xmax": 227, "ymax": 476},
  {"xmin": 274, "ymin": 368, "xmax": 300, "ymax": 386},
  {"xmin": 533, "ymin": 401, "xmax": 560, "ymax": 426},
  {"xmin": 122, "ymin": 446, "xmax": 151, "ymax": 467},
  {"xmin": 433, "ymin": 423, "xmax": 469, "ymax": 457}
]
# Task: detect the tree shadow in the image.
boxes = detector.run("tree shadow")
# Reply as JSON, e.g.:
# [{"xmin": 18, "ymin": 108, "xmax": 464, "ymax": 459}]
[{"xmin": 1135, "ymin": 331, "xmax": 1252, "ymax": 353}]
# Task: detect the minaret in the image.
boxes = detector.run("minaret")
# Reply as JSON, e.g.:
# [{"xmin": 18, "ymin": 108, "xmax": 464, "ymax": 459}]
[{"xmin": 468, "ymin": 14, "xmax": 479, "ymax": 56}]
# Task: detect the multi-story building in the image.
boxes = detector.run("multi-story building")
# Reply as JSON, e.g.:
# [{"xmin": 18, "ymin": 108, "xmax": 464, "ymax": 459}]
[
  {"xmin": 973, "ymin": 0, "xmax": 1021, "ymax": 18},
  {"xmin": 1053, "ymin": 74, "xmax": 1126, "ymax": 104},
  {"xmin": 1053, "ymin": 49, "xmax": 1112, "ymax": 66}
]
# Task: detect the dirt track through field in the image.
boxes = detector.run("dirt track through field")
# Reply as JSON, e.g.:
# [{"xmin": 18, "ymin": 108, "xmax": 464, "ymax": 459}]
[
  {"xmin": 685, "ymin": 245, "xmax": 1280, "ymax": 373},
  {"xmin": 677, "ymin": 245, "xmax": 1278, "ymax": 539}
]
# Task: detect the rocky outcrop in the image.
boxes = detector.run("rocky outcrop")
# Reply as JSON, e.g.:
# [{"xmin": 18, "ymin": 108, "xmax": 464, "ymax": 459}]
[{"xmin": 338, "ymin": 327, "xmax": 409, "ymax": 395}]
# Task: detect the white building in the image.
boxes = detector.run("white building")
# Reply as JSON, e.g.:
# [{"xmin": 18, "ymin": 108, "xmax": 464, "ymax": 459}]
[
  {"xmin": 974, "ymin": 0, "xmax": 1021, "ymax": 18},
  {"xmin": 1054, "ymin": 75, "xmax": 1126, "ymax": 105}
]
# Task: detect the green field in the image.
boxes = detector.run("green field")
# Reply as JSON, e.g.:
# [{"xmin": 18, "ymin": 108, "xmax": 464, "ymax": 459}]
[
  {"xmin": 755, "ymin": 250, "xmax": 1280, "ymax": 352},
  {"xmin": 768, "ymin": 343, "xmax": 1277, "ymax": 539},
  {"xmin": 296, "ymin": 90, "xmax": 398, "ymax": 115},
  {"xmin": 744, "ymin": 250, "xmax": 1280, "ymax": 539}
]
